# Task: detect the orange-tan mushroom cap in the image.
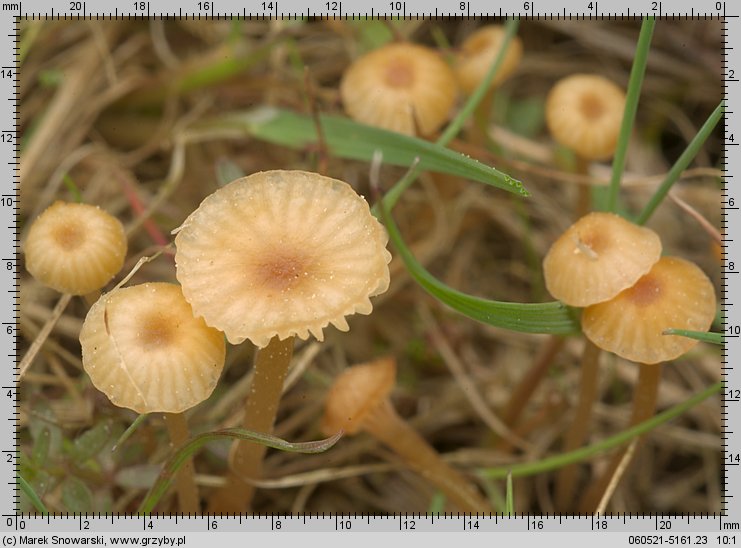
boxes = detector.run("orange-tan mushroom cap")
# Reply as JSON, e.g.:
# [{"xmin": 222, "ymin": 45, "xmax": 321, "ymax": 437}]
[
  {"xmin": 321, "ymin": 357, "xmax": 397, "ymax": 435},
  {"xmin": 174, "ymin": 170, "xmax": 392, "ymax": 348},
  {"xmin": 80, "ymin": 283, "xmax": 226, "ymax": 414},
  {"xmin": 340, "ymin": 43, "xmax": 457, "ymax": 137},
  {"xmin": 545, "ymin": 74, "xmax": 626, "ymax": 160},
  {"xmin": 455, "ymin": 25, "xmax": 523, "ymax": 94},
  {"xmin": 543, "ymin": 212, "xmax": 662, "ymax": 307},
  {"xmin": 24, "ymin": 201, "xmax": 127, "ymax": 295},
  {"xmin": 582, "ymin": 257, "xmax": 716, "ymax": 364}
]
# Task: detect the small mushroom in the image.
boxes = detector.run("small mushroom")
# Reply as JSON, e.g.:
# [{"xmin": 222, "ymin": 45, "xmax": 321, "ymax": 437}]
[
  {"xmin": 322, "ymin": 357, "xmax": 490, "ymax": 513},
  {"xmin": 174, "ymin": 170, "xmax": 391, "ymax": 512},
  {"xmin": 80, "ymin": 282, "xmax": 226, "ymax": 513},
  {"xmin": 454, "ymin": 25, "xmax": 523, "ymax": 94},
  {"xmin": 543, "ymin": 212, "xmax": 662, "ymax": 307},
  {"xmin": 24, "ymin": 201, "xmax": 127, "ymax": 296},
  {"xmin": 80, "ymin": 282, "xmax": 226, "ymax": 414},
  {"xmin": 340, "ymin": 42, "xmax": 458, "ymax": 137},
  {"xmin": 582, "ymin": 256, "xmax": 716, "ymax": 365},
  {"xmin": 545, "ymin": 74, "xmax": 626, "ymax": 161},
  {"xmin": 174, "ymin": 170, "xmax": 391, "ymax": 348}
]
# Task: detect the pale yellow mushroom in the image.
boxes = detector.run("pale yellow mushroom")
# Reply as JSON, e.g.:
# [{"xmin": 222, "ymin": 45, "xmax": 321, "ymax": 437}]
[
  {"xmin": 322, "ymin": 357, "xmax": 489, "ymax": 513},
  {"xmin": 582, "ymin": 256, "xmax": 716, "ymax": 364},
  {"xmin": 543, "ymin": 212, "xmax": 661, "ymax": 307},
  {"xmin": 24, "ymin": 201, "xmax": 127, "ymax": 296},
  {"xmin": 545, "ymin": 74, "xmax": 626, "ymax": 161},
  {"xmin": 455, "ymin": 25, "xmax": 523, "ymax": 94},
  {"xmin": 340, "ymin": 43, "xmax": 458, "ymax": 137},
  {"xmin": 80, "ymin": 282, "xmax": 226, "ymax": 414}
]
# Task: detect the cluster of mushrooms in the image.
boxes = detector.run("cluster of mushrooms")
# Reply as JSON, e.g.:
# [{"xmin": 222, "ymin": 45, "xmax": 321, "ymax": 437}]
[{"xmin": 21, "ymin": 24, "xmax": 718, "ymax": 515}]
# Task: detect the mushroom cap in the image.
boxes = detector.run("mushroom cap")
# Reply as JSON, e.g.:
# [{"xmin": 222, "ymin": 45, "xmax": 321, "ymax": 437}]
[
  {"xmin": 321, "ymin": 357, "xmax": 397, "ymax": 435},
  {"xmin": 80, "ymin": 283, "xmax": 226, "ymax": 414},
  {"xmin": 582, "ymin": 257, "xmax": 716, "ymax": 364},
  {"xmin": 545, "ymin": 74, "xmax": 626, "ymax": 160},
  {"xmin": 340, "ymin": 42, "xmax": 458, "ymax": 136},
  {"xmin": 24, "ymin": 201, "xmax": 127, "ymax": 295},
  {"xmin": 455, "ymin": 25, "xmax": 523, "ymax": 94},
  {"xmin": 174, "ymin": 170, "xmax": 392, "ymax": 348},
  {"xmin": 543, "ymin": 212, "xmax": 662, "ymax": 307}
]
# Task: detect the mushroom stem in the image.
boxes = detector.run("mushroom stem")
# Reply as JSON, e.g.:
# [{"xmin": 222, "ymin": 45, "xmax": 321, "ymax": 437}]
[
  {"xmin": 215, "ymin": 335, "xmax": 295, "ymax": 512},
  {"xmin": 363, "ymin": 398, "xmax": 490, "ymax": 513},
  {"xmin": 163, "ymin": 413, "xmax": 199, "ymax": 514},
  {"xmin": 579, "ymin": 363, "xmax": 663, "ymax": 512},
  {"xmin": 499, "ymin": 335, "xmax": 565, "ymax": 434},
  {"xmin": 555, "ymin": 339, "xmax": 601, "ymax": 511},
  {"xmin": 575, "ymin": 155, "xmax": 591, "ymax": 219}
]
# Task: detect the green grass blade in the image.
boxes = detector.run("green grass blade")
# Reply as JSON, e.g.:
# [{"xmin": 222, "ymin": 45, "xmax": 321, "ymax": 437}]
[
  {"xmin": 112, "ymin": 414, "xmax": 148, "ymax": 453},
  {"xmin": 18, "ymin": 474, "xmax": 49, "ymax": 516},
  {"xmin": 479, "ymin": 381, "xmax": 721, "ymax": 479},
  {"xmin": 138, "ymin": 428, "xmax": 342, "ymax": 515},
  {"xmin": 663, "ymin": 329, "xmax": 723, "ymax": 345},
  {"xmin": 505, "ymin": 472, "xmax": 514, "ymax": 516},
  {"xmin": 636, "ymin": 100, "xmax": 724, "ymax": 225},
  {"xmin": 381, "ymin": 202, "xmax": 579, "ymax": 335},
  {"xmin": 205, "ymin": 108, "xmax": 527, "ymax": 197},
  {"xmin": 606, "ymin": 17, "xmax": 656, "ymax": 212}
]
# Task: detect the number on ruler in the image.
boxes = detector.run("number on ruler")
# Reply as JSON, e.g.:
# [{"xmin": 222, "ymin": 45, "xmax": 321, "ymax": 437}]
[
  {"xmin": 70, "ymin": 1, "xmax": 82, "ymax": 10},
  {"xmin": 197, "ymin": 1, "xmax": 212, "ymax": 10},
  {"xmin": 389, "ymin": 1, "xmax": 403, "ymax": 10},
  {"xmin": 326, "ymin": 1, "xmax": 338, "ymax": 10}
]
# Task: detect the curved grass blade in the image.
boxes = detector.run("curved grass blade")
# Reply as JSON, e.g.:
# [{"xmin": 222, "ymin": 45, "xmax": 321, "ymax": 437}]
[
  {"xmin": 138, "ymin": 428, "xmax": 342, "ymax": 514},
  {"xmin": 636, "ymin": 100, "xmax": 724, "ymax": 225},
  {"xmin": 381, "ymin": 201, "xmax": 579, "ymax": 335},
  {"xmin": 663, "ymin": 328, "xmax": 723, "ymax": 345},
  {"xmin": 204, "ymin": 107, "xmax": 528, "ymax": 197},
  {"xmin": 18, "ymin": 474, "xmax": 49, "ymax": 516},
  {"xmin": 606, "ymin": 17, "xmax": 655, "ymax": 212},
  {"xmin": 112, "ymin": 414, "xmax": 148, "ymax": 453},
  {"xmin": 479, "ymin": 381, "xmax": 721, "ymax": 479}
]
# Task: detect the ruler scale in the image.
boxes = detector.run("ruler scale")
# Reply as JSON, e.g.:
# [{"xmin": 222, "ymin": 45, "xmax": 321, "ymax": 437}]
[{"xmin": 5, "ymin": 0, "xmax": 735, "ymax": 542}]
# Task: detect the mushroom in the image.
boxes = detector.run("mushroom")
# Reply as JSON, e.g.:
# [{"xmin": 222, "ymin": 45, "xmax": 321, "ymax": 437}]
[
  {"xmin": 545, "ymin": 74, "xmax": 626, "ymax": 217},
  {"xmin": 20, "ymin": 201, "xmax": 128, "ymax": 379},
  {"xmin": 545, "ymin": 74, "xmax": 626, "ymax": 162},
  {"xmin": 582, "ymin": 256, "xmax": 716, "ymax": 365},
  {"xmin": 543, "ymin": 211, "xmax": 660, "ymax": 510},
  {"xmin": 340, "ymin": 42, "xmax": 458, "ymax": 137},
  {"xmin": 173, "ymin": 170, "xmax": 391, "ymax": 512},
  {"xmin": 543, "ymin": 212, "xmax": 662, "ymax": 307},
  {"xmin": 24, "ymin": 201, "xmax": 127, "ymax": 297},
  {"xmin": 322, "ymin": 357, "xmax": 490, "ymax": 513},
  {"xmin": 80, "ymin": 282, "xmax": 226, "ymax": 512},
  {"xmin": 578, "ymin": 257, "xmax": 716, "ymax": 511},
  {"xmin": 454, "ymin": 25, "xmax": 523, "ymax": 95}
]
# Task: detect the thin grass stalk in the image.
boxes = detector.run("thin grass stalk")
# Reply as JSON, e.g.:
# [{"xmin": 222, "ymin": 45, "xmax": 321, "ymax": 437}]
[
  {"xmin": 606, "ymin": 17, "xmax": 655, "ymax": 213},
  {"xmin": 636, "ymin": 100, "xmax": 724, "ymax": 225},
  {"xmin": 478, "ymin": 380, "xmax": 720, "ymax": 480}
]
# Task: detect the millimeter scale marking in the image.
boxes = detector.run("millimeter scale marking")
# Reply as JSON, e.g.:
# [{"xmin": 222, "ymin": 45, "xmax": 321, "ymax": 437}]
[{"xmin": 4, "ymin": 0, "xmax": 736, "ymax": 538}]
